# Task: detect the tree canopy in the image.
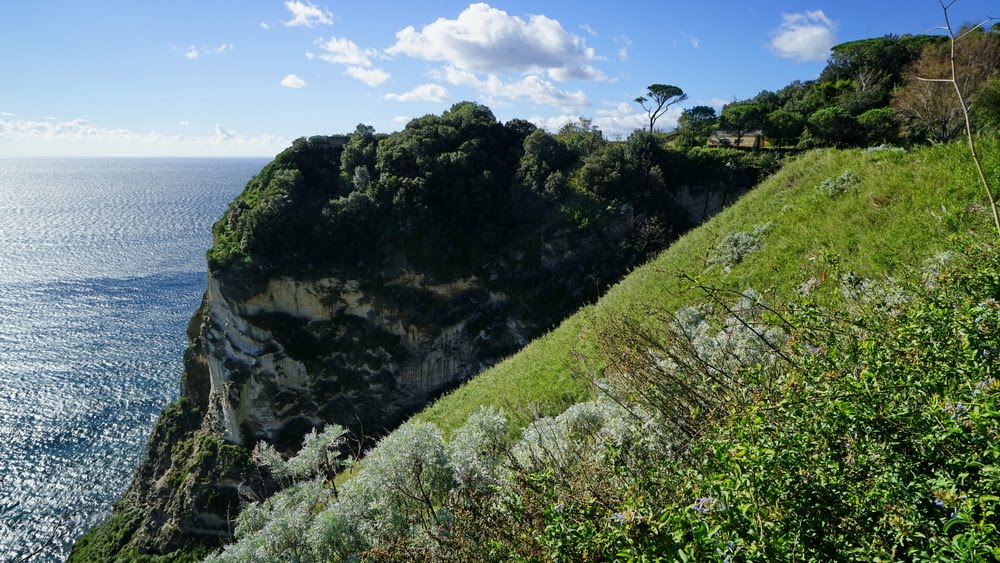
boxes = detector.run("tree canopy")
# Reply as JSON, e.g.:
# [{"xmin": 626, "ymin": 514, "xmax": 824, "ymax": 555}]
[{"xmin": 635, "ymin": 84, "xmax": 688, "ymax": 133}]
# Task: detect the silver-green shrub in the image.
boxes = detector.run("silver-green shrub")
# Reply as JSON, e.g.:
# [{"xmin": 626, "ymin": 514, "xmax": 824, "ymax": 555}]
[
  {"xmin": 251, "ymin": 423, "xmax": 347, "ymax": 486},
  {"xmin": 336, "ymin": 420, "xmax": 452, "ymax": 547},
  {"xmin": 862, "ymin": 144, "xmax": 906, "ymax": 154},
  {"xmin": 206, "ymin": 478, "xmax": 331, "ymax": 563},
  {"xmin": 708, "ymin": 232, "xmax": 763, "ymax": 269},
  {"xmin": 447, "ymin": 406, "xmax": 510, "ymax": 499},
  {"xmin": 817, "ymin": 170, "xmax": 860, "ymax": 197}
]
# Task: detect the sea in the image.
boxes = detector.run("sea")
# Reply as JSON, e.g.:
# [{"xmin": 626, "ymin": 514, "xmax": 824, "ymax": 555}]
[{"xmin": 0, "ymin": 157, "xmax": 269, "ymax": 561}]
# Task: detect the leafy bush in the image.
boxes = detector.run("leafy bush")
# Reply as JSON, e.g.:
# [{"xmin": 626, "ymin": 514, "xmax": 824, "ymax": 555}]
[
  {"xmin": 708, "ymin": 225, "xmax": 773, "ymax": 269},
  {"xmin": 817, "ymin": 170, "xmax": 861, "ymax": 197},
  {"xmin": 858, "ymin": 107, "xmax": 899, "ymax": 145}
]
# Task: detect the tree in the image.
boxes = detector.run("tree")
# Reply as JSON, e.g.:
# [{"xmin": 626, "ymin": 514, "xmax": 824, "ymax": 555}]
[
  {"xmin": 556, "ymin": 117, "xmax": 604, "ymax": 157},
  {"xmin": 906, "ymin": 2, "xmax": 1000, "ymax": 235},
  {"xmin": 635, "ymin": 84, "xmax": 688, "ymax": 133},
  {"xmin": 517, "ymin": 129, "xmax": 572, "ymax": 199},
  {"xmin": 763, "ymin": 109, "xmax": 805, "ymax": 147},
  {"xmin": 974, "ymin": 75, "xmax": 1000, "ymax": 131},
  {"xmin": 719, "ymin": 102, "xmax": 764, "ymax": 147},
  {"xmin": 675, "ymin": 106, "xmax": 717, "ymax": 147},
  {"xmin": 856, "ymin": 107, "xmax": 898, "ymax": 145},
  {"xmin": 807, "ymin": 107, "xmax": 860, "ymax": 147},
  {"xmin": 893, "ymin": 24, "xmax": 1000, "ymax": 143},
  {"xmin": 340, "ymin": 124, "xmax": 378, "ymax": 191}
]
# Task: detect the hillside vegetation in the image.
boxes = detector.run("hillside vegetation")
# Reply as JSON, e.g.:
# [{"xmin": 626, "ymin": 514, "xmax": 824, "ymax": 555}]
[
  {"xmin": 418, "ymin": 140, "xmax": 998, "ymax": 435},
  {"xmin": 207, "ymin": 137, "xmax": 1000, "ymax": 560}
]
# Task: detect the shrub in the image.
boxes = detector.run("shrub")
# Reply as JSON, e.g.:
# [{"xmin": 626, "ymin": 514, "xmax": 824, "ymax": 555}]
[
  {"xmin": 708, "ymin": 226, "xmax": 773, "ymax": 269},
  {"xmin": 817, "ymin": 170, "xmax": 861, "ymax": 197},
  {"xmin": 857, "ymin": 107, "xmax": 899, "ymax": 145}
]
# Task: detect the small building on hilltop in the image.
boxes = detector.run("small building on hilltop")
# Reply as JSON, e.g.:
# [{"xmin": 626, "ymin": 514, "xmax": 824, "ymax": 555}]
[{"xmin": 708, "ymin": 130, "xmax": 764, "ymax": 149}]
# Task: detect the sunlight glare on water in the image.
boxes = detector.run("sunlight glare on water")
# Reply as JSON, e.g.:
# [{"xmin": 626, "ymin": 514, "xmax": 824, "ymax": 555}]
[{"xmin": 0, "ymin": 157, "xmax": 266, "ymax": 561}]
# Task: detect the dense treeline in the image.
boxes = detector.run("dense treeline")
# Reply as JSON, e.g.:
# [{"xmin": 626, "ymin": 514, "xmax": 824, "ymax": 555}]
[
  {"xmin": 208, "ymin": 102, "xmax": 780, "ymax": 304},
  {"xmin": 674, "ymin": 30, "xmax": 1000, "ymax": 148}
]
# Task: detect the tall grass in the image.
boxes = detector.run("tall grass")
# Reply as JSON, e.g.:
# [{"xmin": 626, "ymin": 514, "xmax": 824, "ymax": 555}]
[{"xmin": 416, "ymin": 140, "xmax": 997, "ymax": 436}]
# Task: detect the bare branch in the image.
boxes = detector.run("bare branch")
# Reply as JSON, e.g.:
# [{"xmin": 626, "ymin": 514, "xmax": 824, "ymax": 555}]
[
  {"xmin": 935, "ymin": 0, "xmax": 1000, "ymax": 235},
  {"xmin": 955, "ymin": 17, "xmax": 997, "ymax": 41}
]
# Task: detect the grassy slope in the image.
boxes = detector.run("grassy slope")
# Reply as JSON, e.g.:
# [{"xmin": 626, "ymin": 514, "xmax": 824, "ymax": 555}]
[{"xmin": 416, "ymin": 140, "xmax": 998, "ymax": 435}]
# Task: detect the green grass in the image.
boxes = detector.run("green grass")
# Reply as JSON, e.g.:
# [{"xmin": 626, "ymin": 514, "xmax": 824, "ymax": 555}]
[{"xmin": 416, "ymin": 140, "xmax": 998, "ymax": 436}]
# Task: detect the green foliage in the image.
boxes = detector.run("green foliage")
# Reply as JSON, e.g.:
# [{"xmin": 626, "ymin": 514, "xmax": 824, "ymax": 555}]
[
  {"xmin": 857, "ymin": 106, "xmax": 899, "ymax": 145},
  {"xmin": 517, "ymin": 129, "xmax": 573, "ymax": 201},
  {"xmin": 808, "ymin": 106, "xmax": 861, "ymax": 147},
  {"xmin": 433, "ymin": 240, "xmax": 1000, "ymax": 562},
  {"xmin": 416, "ymin": 139, "xmax": 996, "ymax": 439},
  {"xmin": 635, "ymin": 84, "xmax": 688, "ymax": 133},
  {"xmin": 720, "ymin": 102, "xmax": 764, "ymax": 145},
  {"xmin": 252, "ymin": 424, "xmax": 347, "ymax": 485},
  {"xmin": 708, "ymin": 230, "xmax": 765, "ymax": 269},
  {"xmin": 69, "ymin": 507, "xmax": 144, "ymax": 563},
  {"xmin": 764, "ymin": 109, "xmax": 806, "ymax": 147},
  {"xmin": 555, "ymin": 117, "xmax": 605, "ymax": 158},
  {"xmin": 817, "ymin": 170, "xmax": 861, "ymax": 197},
  {"xmin": 340, "ymin": 123, "xmax": 378, "ymax": 191},
  {"xmin": 973, "ymin": 75, "xmax": 1000, "ymax": 133},
  {"xmin": 207, "ymin": 135, "xmax": 346, "ymax": 293},
  {"xmin": 675, "ymin": 105, "xmax": 718, "ymax": 147},
  {"xmin": 626, "ymin": 239, "xmax": 1000, "ymax": 561}
]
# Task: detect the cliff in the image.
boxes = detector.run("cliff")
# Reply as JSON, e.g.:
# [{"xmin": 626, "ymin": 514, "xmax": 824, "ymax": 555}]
[{"xmin": 72, "ymin": 103, "xmax": 777, "ymax": 560}]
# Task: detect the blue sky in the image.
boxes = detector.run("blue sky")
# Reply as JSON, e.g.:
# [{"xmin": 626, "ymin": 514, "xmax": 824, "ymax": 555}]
[{"xmin": 1, "ymin": 0, "xmax": 994, "ymax": 156}]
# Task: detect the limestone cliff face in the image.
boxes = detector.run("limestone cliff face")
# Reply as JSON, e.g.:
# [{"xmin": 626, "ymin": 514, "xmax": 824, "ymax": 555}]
[
  {"xmin": 73, "ymin": 243, "xmax": 578, "ymax": 558},
  {"xmin": 198, "ymin": 268, "xmax": 527, "ymax": 453}
]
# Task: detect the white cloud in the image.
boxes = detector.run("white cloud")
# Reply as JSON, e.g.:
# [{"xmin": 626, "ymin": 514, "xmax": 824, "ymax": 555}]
[
  {"xmin": 580, "ymin": 24, "xmax": 597, "ymax": 37},
  {"xmin": 283, "ymin": 1, "xmax": 332, "ymax": 27},
  {"xmin": 316, "ymin": 36, "xmax": 377, "ymax": 66},
  {"xmin": 312, "ymin": 36, "xmax": 390, "ymax": 86},
  {"xmin": 387, "ymin": 3, "xmax": 603, "ymax": 81},
  {"xmin": 385, "ymin": 83, "xmax": 450, "ymax": 102},
  {"xmin": 597, "ymin": 100, "xmax": 678, "ymax": 134},
  {"xmin": 280, "ymin": 74, "xmax": 307, "ymax": 88},
  {"xmin": 260, "ymin": 22, "xmax": 270, "ymax": 30},
  {"xmin": 770, "ymin": 10, "xmax": 836, "ymax": 62},
  {"xmin": 683, "ymin": 33, "xmax": 700, "ymax": 49},
  {"xmin": 179, "ymin": 120, "xmax": 191, "ymax": 126},
  {"xmin": 0, "ymin": 116, "xmax": 286, "ymax": 156},
  {"xmin": 180, "ymin": 43, "xmax": 232, "ymax": 60},
  {"xmin": 614, "ymin": 34, "xmax": 632, "ymax": 62},
  {"xmin": 343, "ymin": 66, "xmax": 390, "ymax": 86},
  {"xmin": 1, "ymin": 112, "xmax": 14, "ymax": 117},
  {"xmin": 528, "ymin": 114, "xmax": 575, "ymax": 132},
  {"xmin": 432, "ymin": 66, "xmax": 589, "ymax": 112},
  {"xmin": 698, "ymin": 97, "xmax": 730, "ymax": 110},
  {"xmin": 391, "ymin": 115, "xmax": 411, "ymax": 127}
]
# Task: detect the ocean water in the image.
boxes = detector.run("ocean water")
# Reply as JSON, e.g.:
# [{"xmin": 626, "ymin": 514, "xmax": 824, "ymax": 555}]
[{"xmin": 0, "ymin": 157, "xmax": 268, "ymax": 561}]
